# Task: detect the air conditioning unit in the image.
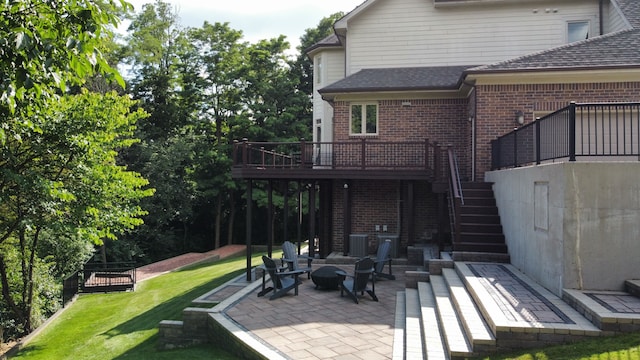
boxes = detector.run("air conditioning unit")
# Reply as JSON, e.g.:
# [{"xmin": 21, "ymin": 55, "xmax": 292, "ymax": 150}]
[{"xmin": 349, "ymin": 234, "xmax": 369, "ymax": 257}]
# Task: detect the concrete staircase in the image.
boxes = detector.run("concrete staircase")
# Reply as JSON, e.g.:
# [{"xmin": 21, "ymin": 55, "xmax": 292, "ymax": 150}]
[{"xmin": 395, "ymin": 257, "xmax": 640, "ymax": 359}]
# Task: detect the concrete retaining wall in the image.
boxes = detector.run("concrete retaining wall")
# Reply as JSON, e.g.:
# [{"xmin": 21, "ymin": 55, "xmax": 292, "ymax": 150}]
[{"xmin": 486, "ymin": 162, "xmax": 640, "ymax": 295}]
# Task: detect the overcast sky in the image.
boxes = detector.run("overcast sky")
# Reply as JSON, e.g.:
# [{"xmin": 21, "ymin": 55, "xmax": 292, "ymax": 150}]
[{"xmin": 123, "ymin": 0, "xmax": 364, "ymax": 54}]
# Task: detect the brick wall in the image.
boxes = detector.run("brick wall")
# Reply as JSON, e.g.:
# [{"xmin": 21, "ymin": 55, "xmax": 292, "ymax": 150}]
[
  {"xmin": 330, "ymin": 180, "xmax": 439, "ymax": 255},
  {"xmin": 474, "ymin": 82, "xmax": 640, "ymax": 180},
  {"xmin": 332, "ymin": 99, "xmax": 472, "ymax": 179}
]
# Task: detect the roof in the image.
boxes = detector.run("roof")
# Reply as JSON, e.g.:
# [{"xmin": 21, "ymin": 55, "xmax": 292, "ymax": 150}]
[
  {"xmin": 305, "ymin": 34, "xmax": 342, "ymax": 55},
  {"xmin": 318, "ymin": 65, "xmax": 474, "ymax": 94},
  {"xmin": 615, "ymin": 0, "xmax": 640, "ymax": 29},
  {"xmin": 469, "ymin": 29, "xmax": 640, "ymax": 73}
]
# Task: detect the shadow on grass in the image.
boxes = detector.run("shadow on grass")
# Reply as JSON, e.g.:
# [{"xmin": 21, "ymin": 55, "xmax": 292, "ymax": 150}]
[
  {"xmin": 473, "ymin": 332, "xmax": 640, "ymax": 360},
  {"xmin": 101, "ymin": 255, "xmax": 258, "ymax": 339},
  {"xmin": 111, "ymin": 332, "xmax": 237, "ymax": 360}
]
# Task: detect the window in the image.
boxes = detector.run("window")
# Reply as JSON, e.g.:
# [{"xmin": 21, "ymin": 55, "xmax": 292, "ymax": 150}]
[
  {"xmin": 315, "ymin": 56, "xmax": 322, "ymax": 84},
  {"xmin": 350, "ymin": 103, "xmax": 378, "ymax": 135},
  {"xmin": 567, "ymin": 21, "xmax": 589, "ymax": 43}
]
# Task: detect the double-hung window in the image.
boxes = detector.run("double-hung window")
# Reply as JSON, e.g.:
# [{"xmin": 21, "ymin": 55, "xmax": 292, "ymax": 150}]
[{"xmin": 350, "ymin": 102, "xmax": 378, "ymax": 135}]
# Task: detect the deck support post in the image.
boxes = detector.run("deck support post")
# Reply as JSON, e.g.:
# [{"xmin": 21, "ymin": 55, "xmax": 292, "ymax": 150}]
[
  {"xmin": 407, "ymin": 181, "xmax": 415, "ymax": 246},
  {"xmin": 297, "ymin": 181, "xmax": 303, "ymax": 254},
  {"xmin": 267, "ymin": 180, "xmax": 273, "ymax": 257},
  {"xmin": 343, "ymin": 181, "xmax": 351, "ymax": 255},
  {"xmin": 283, "ymin": 181, "xmax": 289, "ymax": 245},
  {"xmin": 245, "ymin": 179, "xmax": 253, "ymax": 281},
  {"xmin": 308, "ymin": 181, "xmax": 316, "ymax": 258}
]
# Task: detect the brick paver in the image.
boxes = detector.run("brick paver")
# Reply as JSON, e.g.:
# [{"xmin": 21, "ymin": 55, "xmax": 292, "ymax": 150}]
[{"xmin": 225, "ymin": 264, "xmax": 408, "ymax": 360}]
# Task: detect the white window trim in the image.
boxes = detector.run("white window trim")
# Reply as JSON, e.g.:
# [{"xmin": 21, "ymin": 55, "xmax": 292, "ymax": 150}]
[{"xmin": 349, "ymin": 102, "xmax": 379, "ymax": 136}]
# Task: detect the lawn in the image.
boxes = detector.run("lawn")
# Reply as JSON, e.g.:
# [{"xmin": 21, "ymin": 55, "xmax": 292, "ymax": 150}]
[
  {"xmin": 473, "ymin": 332, "xmax": 640, "ymax": 360},
  {"xmin": 11, "ymin": 254, "xmax": 264, "ymax": 360}
]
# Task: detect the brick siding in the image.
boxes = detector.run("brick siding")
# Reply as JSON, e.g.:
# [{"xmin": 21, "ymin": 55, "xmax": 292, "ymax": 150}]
[{"xmin": 474, "ymin": 82, "xmax": 640, "ymax": 180}]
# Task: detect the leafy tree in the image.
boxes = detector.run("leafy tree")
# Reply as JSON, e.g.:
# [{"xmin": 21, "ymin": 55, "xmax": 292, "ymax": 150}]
[
  {"xmin": 0, "ymin": 91, "xmax": 151, "ymax": 336},
  {"xmin": 0, "ymin": 0, "xmax": 128, "ymax": 144}
]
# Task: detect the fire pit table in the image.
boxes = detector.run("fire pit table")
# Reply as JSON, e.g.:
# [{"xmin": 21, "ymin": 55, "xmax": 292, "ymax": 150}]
[{"xmin": 311, "ymin": 266, "xmax": 341, "ymax": 290}]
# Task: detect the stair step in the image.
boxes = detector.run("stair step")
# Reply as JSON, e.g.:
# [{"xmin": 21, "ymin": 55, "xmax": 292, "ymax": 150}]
[
  {"xmin": 405, "ymin": 289, "xmax": 425, "ymax": 360},
  {"xmin": 417, "ymin": 282, "xmax": 448, "ymax": 360},
  {"xmin": 462, "ymin": 188, "xmax": 493, "ymax": 198},
  {"xmin": 442, "ymin": 268, "xmax": 496, "ymax": 349},
  {"xmin": 461, "ymin": 182, "xmax": 493, "ymax": 190},
  {"xmin": 460, "ymin": 223, "xmax": 503, "ymax": 233},
  {"xmin": 430, "ymin": 275, "xmax": 474, "ymax": 358},
  {"xmin": 460, "ymin": 205, "xmax": 498, "ymax": 215},
  {"xmin": 463, "ymin": 197, "xmax": 496, "ymax": 206},
  {"xmin": 393, "ymin": 291, "xmax": 405, "ymax": 360},
  {"xmin": 460, "ymin": 232, "xmax": 505, "ymax": 243},
  {"xmin": 453, "ymin": 243, "xmax": 508, "ymax": 253},
  {"xmin": 461, "ymin": 214, "xmax": 501, "ymax": 224}
]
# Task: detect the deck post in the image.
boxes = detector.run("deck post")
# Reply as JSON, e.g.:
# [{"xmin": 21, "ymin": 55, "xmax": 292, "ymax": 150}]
[
  {"xmin": 343, "ymin": 181, "xmax": 351, "ymax": 255},
  {"xmin": 308, "ymin": 182, "xmax": 316, "ymax": 258},
  {"xmin": 283, "ymin": 181, "xmax": 289, "ymax": 245},
  {"xmin": 267, "ymin": 180, "xmax": 273, "ymax": 257},
  {"xmin": 297, "ymin": 181, "xmax": 302, "ymax": 254},
  {"xmin": 245, "ymin": 179, "xmax": 253, "ymax": 281},
  {"xmin": 569, "ymin": 101, "xmax": 577, "ymax": 162},
  {"xmin": 407, "ymin": 181, "xmax": 415, "ymax": 246}
]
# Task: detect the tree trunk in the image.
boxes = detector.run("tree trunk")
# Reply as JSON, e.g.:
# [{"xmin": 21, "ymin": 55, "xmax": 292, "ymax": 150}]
[{"xmin": 0, "ymin": 256, "xmax": 27, "ymax": 334}]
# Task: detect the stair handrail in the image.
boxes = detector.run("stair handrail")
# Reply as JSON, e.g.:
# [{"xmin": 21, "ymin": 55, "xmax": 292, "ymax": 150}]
[{"xmin": 447, "ymin": 147, "xmax": 463, "ymax": 245}]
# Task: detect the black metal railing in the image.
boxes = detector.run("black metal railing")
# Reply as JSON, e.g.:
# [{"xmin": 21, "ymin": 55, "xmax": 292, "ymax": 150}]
[
  {"xmin": 447, "ymin": 147, "xmax": 463, "ymax": 248},
  {"xmin": 81, "ymin": 261, "xmax": 136, "ymax": 293},
  {"xmin": 233, "ymin": 138, "xmax": 445, "ymax": 176},
  {"xmin": 492, "ymin": 102, "xmax": 640, "ymax": 170},
  {"xmin": 62, "ymin": 271, "xmax": 80, "ymax": 306}
]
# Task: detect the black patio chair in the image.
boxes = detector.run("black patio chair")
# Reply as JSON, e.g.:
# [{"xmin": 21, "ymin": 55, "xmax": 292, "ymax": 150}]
[
  {"xmin": 336, "ymin": 257, "xmax": 378, "ymax": 304},
  {"xmin": 372, "ymin": 239, "xmax": 395, "ymax": 281},
  {"xmin": 259, "ymin": 255, "xmax": 304, "ymax": 300},
  {"xmin": 281, "ymin": 241, "xmax": 313, "ymax": 279}
]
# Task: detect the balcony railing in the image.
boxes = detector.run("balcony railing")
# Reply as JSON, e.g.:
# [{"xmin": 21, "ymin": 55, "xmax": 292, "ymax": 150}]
[
  {"xmin": 492, "ymin": 102, "xmax": 640, "ymax": 170},
  {"xmin": 233, "ymin": 138, "xmax": 445, "ymax": 178}
]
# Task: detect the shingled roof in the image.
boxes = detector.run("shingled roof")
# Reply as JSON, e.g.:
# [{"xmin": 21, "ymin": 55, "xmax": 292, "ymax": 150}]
[
  {"xmin": 468, "ymin": 29, "xmax": 640, "ymax": 73},
  {"xmin": 616, "ymin": 0, "xmax": 640, "ymax": 29},
  {"xmin": 318, "ymin": 65, "xmax": 474, "ymax": 94}
]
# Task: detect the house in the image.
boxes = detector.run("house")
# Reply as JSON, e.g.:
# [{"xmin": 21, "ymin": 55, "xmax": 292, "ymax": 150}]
[{"xmin": 232, "ymin": 0, "xmax": 640, "ymax": 296}]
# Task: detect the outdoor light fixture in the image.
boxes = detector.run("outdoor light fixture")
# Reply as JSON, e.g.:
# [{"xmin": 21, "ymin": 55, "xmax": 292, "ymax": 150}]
[{"xmin": 515, "ymin": 110, "xmax": 525, "ymax": 125}]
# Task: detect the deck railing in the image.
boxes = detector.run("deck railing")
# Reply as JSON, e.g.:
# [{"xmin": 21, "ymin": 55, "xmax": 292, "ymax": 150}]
[
  {"xmin": 82, "ymin": 261, "xmax": 136, "ymax": 293},
  {"xmin": 492, "ymin": 102, "xmax": 640, "ymax": 170},
  {"xmin": 233, "ymin": 138, "xmax": 444, "ymax": 176}
]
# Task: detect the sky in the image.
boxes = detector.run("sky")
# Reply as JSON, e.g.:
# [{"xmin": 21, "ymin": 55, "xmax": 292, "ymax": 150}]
[{"xmin": 123, "ymin": 0, "xmax": 365, "ymax": 54}]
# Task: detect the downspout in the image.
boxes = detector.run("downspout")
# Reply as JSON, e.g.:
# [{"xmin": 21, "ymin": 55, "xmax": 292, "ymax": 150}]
[
  {"xmin": 463, "ymin": 80, "xmax": 477, "ymax": 181},
  {"xmin": 599, "ymin": 0, "xmax": 604, "ymax": 35}
]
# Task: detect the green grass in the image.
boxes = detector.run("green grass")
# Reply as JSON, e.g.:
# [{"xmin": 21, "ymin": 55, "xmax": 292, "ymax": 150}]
[
  {"xmin": 473, "ymin": 332, "xmax": 640, "ymax": 360},
  {"xmin": 11, "ymin": 254, "xmax": 265, "ymax": 360},
  {"xmin": 13, "ymin": 251, "xmax": 640, "ymax": 360}
]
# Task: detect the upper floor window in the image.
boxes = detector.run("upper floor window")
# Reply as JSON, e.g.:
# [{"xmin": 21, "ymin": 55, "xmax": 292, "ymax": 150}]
[
  {"xmin": 315, "ymin": 56, "xmax": 322, "ymax": 84},
  {"xmin": 350, "ymin": 103, "xmax": 378, "ymax": 135},
  {"xmin": 567, "ymin": 21, "xmax": 589, "ymax": 43}
]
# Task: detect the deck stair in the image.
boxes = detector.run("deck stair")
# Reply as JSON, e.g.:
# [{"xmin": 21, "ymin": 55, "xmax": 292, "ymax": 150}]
[
  {"xmin": 454, "ymin": 182, "xmax": 508, "ymax": 254},
  {"xmin": 397, "ymin": 261, "xmax": 628, "ymax": 359}
]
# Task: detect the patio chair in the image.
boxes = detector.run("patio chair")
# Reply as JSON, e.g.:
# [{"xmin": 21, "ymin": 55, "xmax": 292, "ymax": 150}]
[
  {"xmin": 259, "ymin": 256, "xmax": 304, "ymax": 300},
  {"xmin": 336, "ymin": 257, "xmax": 378, "ymax": 304},
  {"xmin": 281, "ymin": 241, "xmax": 313, "ymax": 279},
  {"xmin": 372, "ymin": 239, "xmax": 395, "ymax": 281}
]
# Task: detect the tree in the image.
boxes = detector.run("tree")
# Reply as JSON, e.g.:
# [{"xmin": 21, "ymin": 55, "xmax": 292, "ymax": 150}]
[
  {"xmin": 0, "ymin": 0, "xmax": 135, "ymax": 337},
  {"xmin": 0, "ymin": 0, "xmax": 128, "ymax": 144},
  {"xmin": 0, "ymin": 91, "xmax": 151, "ymax": 336}
]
